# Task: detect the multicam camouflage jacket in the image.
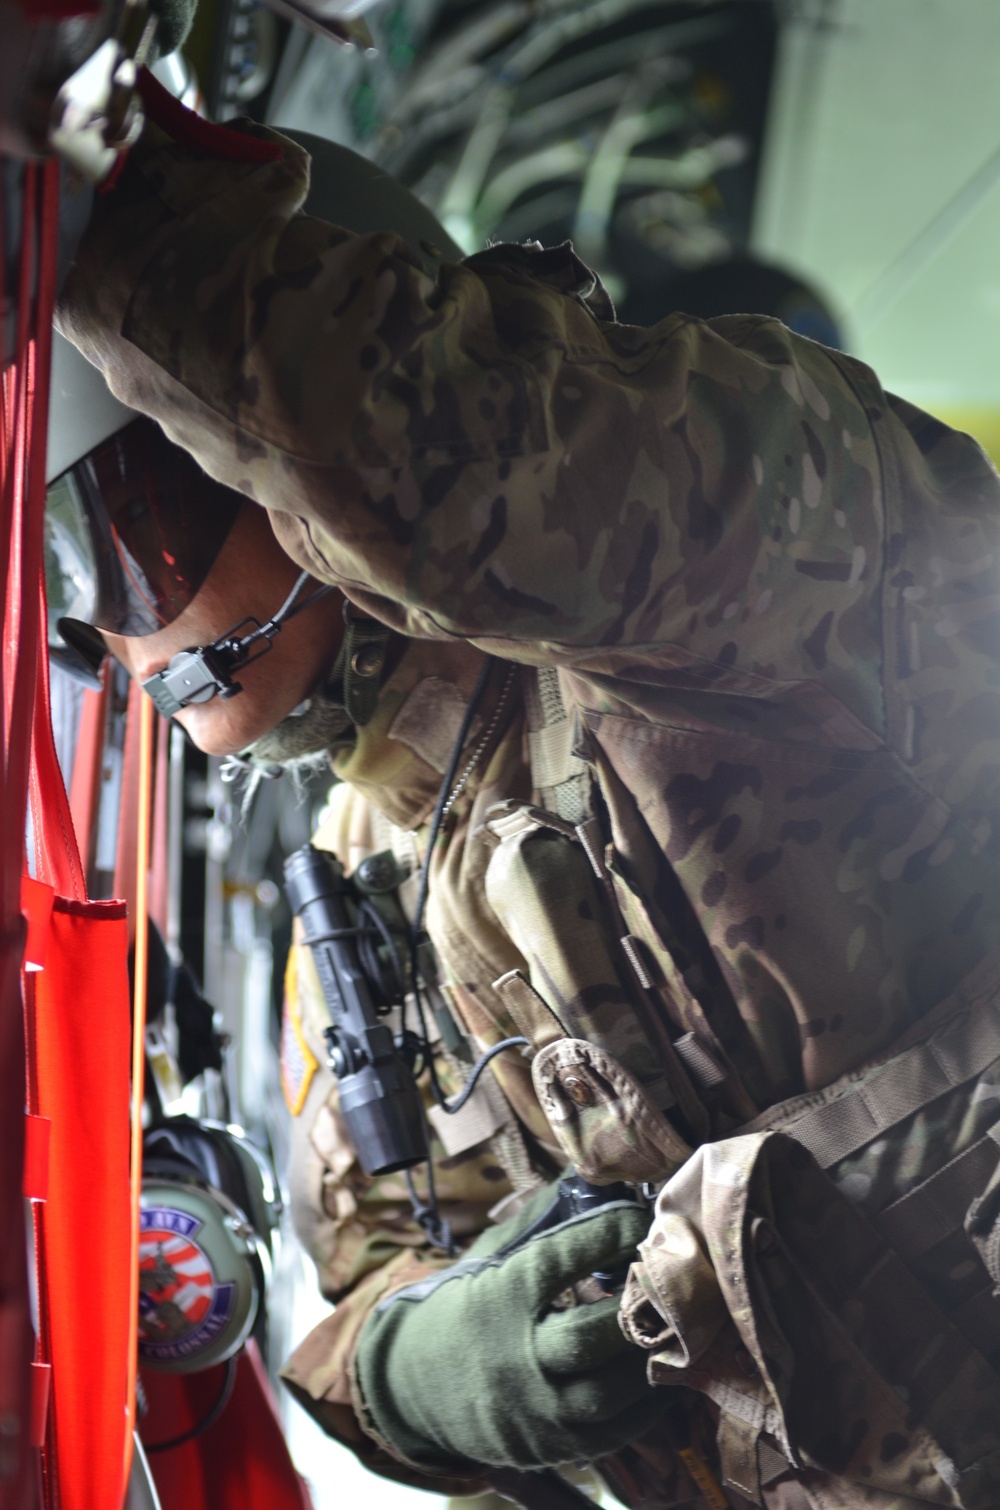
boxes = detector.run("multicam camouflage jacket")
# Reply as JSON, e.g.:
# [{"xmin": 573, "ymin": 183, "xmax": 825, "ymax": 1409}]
[{"xmin": 57, "ymin": 116, "xmax": 1000, "ymax": 1508}]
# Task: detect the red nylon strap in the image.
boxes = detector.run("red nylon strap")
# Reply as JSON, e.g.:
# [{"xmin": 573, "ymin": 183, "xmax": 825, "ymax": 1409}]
[
  {"xmin": 6, "ymin": 162, "xmax": 70, "ymax": 899},
  {"xmin": 3, "ymin": 150, "xmax": 136, "ymax": 1510},
  {"xmin": 2, "ymin": 165, "xmax": 42, "ymax": 913},
  {"xmin": 29, "ymin": 1362, "xmax": 52, "ymax": 1449},
  {"xmin": 30, "ymin": 900, "xmax": 132, "ymax": 1510},
  {"xmin": 0, "ymin": 156, "xmax": 61, "ymax": 1510},
  {"xmin": 21, "ymin": 875, "xmax": 54, "ymax": 971},
  {"xmin": 22, "ymin": 1114, "xmax": 51, "ymax": 1201},
  {"xmin": 137, "ymin": 67, "xmax": 285, "ymax": 163}
]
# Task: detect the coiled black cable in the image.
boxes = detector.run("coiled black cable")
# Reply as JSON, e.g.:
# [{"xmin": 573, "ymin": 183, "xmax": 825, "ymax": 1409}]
[{"xmin": 142, "ymin": 1353, "xmax": 239, "ymax": 1454}]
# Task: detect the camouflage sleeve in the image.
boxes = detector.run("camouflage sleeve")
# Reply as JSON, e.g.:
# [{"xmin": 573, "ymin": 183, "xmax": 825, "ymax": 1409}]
[{"xmin": 57, "ymin": 118, "xmax": 890, "ymax": 710}]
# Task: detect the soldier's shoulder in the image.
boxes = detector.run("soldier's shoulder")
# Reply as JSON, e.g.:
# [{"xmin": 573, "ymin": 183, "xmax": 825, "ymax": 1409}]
[{"xmin": 882, "ymin": 389, "xmax": 1000, "ymax": 497}]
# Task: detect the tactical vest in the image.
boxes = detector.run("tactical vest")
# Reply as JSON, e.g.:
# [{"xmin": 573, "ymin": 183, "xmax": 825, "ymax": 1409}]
[
  {"xmin": 482, "ymin": 665, "xmax": 1000, "ymax": 1510},
  {"xmin": 285, "ymin": 657, "xmax": 1000, "ymax": 1510}
]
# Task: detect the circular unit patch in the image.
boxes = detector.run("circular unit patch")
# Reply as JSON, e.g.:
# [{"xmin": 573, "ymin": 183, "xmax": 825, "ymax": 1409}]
[{"xmin": 138, "ymin": 1205, "xmax": 235, "ymax": 1366}]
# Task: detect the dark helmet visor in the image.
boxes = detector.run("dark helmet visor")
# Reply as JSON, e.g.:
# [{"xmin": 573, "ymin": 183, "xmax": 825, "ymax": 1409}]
[{"xmin": 46, "ymin": 415, "xmax": 244, "ymax": 637}]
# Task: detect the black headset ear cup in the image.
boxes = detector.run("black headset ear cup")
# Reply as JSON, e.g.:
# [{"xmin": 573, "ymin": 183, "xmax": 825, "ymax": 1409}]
[
  {"xmin": 658, "ymin": 256, "xmax": 845, "ymax": 350},
  {"xmin": 139, "ymin": 1121, "xmax": 280, "ymax": 1373},
  {"xmin": 280, "ymin": 128, "xmax": 465, "ymax": 278},
  {"xmin": 142, "ymin": 1119, "xmax": 267, "ymax": 1234}
]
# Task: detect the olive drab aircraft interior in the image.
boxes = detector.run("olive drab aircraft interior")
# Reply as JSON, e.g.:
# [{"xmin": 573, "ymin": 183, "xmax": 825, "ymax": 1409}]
[{"xmin": 3, "ymin": 3, "xmax": 1000, "ymax": 1509}]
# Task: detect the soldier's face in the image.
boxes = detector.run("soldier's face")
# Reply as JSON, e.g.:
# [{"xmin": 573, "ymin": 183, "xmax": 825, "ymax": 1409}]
[{"xmin": 102, "ymin": 503, "xmax": 345, "ymax": 756}]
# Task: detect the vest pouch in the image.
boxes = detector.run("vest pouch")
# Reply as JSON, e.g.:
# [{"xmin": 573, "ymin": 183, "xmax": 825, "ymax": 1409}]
[
  {"xmin": 483, "ymin": 803, "xmax": 696, "ymax": 1181},
  {"xmin": 530, "ymin": 1037, "xmax": 690, "ymax": 1185},
  {"xmin": 483, "ymin": 804, "xmax": 678, "ymax": 1102},
  {"xmin": 621, "ymin": 1130, "xmax": 1000, "ymax": 1509}
]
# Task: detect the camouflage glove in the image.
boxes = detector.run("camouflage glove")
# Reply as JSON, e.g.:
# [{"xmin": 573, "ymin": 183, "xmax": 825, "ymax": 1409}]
[{"xmin": 354, "ymin": 1193, "xmax": 666, "ymax": 1473}]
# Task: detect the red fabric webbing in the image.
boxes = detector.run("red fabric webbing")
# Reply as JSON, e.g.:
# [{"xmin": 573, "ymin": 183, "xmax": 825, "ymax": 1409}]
[
  {"xmin": 26, "ymin": 500, "xmax": 134, "ymax": 1510},
  {"xmin": 124, "ymin": 692, "xmax": 154, "ymax": 1486},
  {"xmin": 137, "ymin": 68, "xmax": 284, "ymax": 164},
  {"xmin": 3, "ymin": 166, "xmax": 42, "ymax": 906},
  {"xmin": 2, "ymin": 147, "xmax": 135, "ymax": 1510},
  {"xmin": 28, "ymin": 573, "xmax": 85, "ymax": 901},
  {"xmin": 29, "ymin": 1364, "xmax": 52, "ymax": 1450},
  {"xmin": 22, "ymin": 1115, "xmax": 51, "ymax": 1202},
  {"xmin": 29, "ymin": 898, "xmax": 132, "ymax": 1509},
  {"xmin": 7, "ymin": 163, "xmax": 59, "ymax": 901},
  {"xmin": 116, "ymin": 707, "xmax": 171, "ymax": 945},
  {"xmin": 0, "ymin": 155, "xmax": 60, "ymax": 1510},
  {"xmin": 0, "ymin": 929, "xmax": 34, "ymax": 1510},
  {"xmin": 21, "ymin": 876, "xmax": 54, "ymax": 971}
]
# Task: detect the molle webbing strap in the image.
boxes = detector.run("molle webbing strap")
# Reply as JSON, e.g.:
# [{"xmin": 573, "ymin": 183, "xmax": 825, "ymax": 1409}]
[
  {"xmin": 427, "ymin": 1071, "xmax": 507, "ymax": 1160},
  {"xmin": 672, "ymin": 1032, "xmax": 728, "ymax": 1091},
  {"xmin": 528, "ymin": 718, "xmax": 578, "ymax": 792},
  {"xmin": 716, "ymin": 1412, "xmax": 762, "ymax": 1505},
  {"xmin": 757, "ymin": 1440, "xmax": 793, "ymax": 1490},
  {"xmin": 525, "ymin": 667, "xmax": 591, "ymax": 824},
  {"xmin": 950, "ymin": 1287, "xmax": 1000, "ymax": 1356},
  {"xmin": 874, "ymin": 1124, "xmax": 1000, "ymax": 1357},
  {"xmin": 493, "ymin": 969, "xmax": 567, "ymax": 1050},
  {"xmin": 771, "ymin": 991, "xmax": 1000, "ymax": 1357},
  {"xmin": 782, "ymin": 997, "xmax": 1000, "ymax": 1170},
  {"xmin": 876, "ymin": 1126, "xmax": 1000, "ymax": 1260}
]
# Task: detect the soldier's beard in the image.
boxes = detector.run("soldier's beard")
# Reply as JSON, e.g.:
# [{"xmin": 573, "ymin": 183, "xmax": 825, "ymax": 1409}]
[
  {"xmin": 243, "ymin": 684, "xmax": 354, "ymax": 768},
  {"xmin": 225, "ymin": 677, "xmax": 355, "ymax": 813}
]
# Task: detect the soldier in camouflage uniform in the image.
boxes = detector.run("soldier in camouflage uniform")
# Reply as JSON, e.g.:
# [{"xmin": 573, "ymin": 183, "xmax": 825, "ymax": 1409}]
[{"xmin": 55, "ymin": 102, "xmax": 1000, "ymax": 1509}]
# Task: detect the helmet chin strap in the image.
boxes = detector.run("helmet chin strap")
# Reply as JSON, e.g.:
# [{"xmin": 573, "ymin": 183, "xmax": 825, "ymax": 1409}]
[{"xmin": 141, "ymin": 571, "xmax": 335, "ymax": 719}]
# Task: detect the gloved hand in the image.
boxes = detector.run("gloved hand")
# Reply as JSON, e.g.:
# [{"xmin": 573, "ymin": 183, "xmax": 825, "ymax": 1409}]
[{"xmin": 354, "ymin": 1189, "xmax": 666, "ymax": 1472}]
